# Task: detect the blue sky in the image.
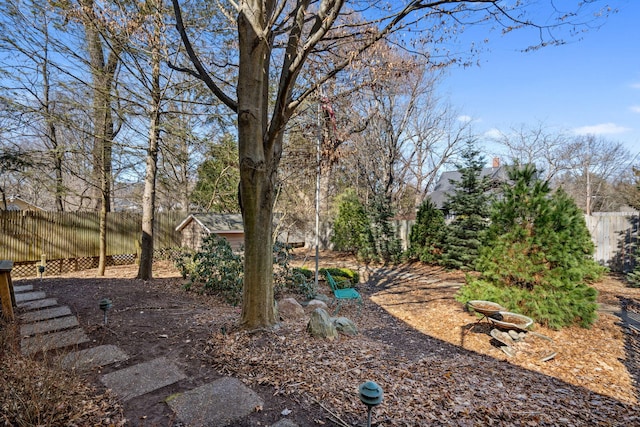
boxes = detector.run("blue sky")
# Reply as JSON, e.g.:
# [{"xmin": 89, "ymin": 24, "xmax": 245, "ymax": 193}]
[{"xmin": 440, "ymin": 0, "xmax": 640, "ymax": 161}]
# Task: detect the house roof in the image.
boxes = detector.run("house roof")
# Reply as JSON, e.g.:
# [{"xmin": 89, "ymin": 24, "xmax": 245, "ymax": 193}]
[
  {"xmin": 428, "ymin": 165, "xmax": 509, "ymax": 209},
  {"xmin": 2, "ymin": 196, "xmax": 44, "ymax": 211},
  {"xmin": 175, "ymin": 213, "xmax": 244, "ymax": 233}
]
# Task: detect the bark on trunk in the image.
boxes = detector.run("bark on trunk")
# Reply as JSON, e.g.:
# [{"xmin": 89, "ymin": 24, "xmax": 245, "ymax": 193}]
[
  {"xmin": 237, "ymin": 9, "xmax": 277, "ymax": 329},
  {"xmin": 138, "ymin": 15, "xmax": 162, "ymax": 281},
  {"xmin": 82, "ymin": 0, "xmax": 119, "ymax": 276}
]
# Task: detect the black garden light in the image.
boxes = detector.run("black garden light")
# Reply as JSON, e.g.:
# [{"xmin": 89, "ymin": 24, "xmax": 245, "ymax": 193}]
[
  {"xmin": 37, "ymin": 264, "xmax": 45, "ymax": 281},
  {"xmin": 99, "ymin": 298, "xmax": 112, "ymax": 325},
  {"xmin": 359, "ymin": 380, "xmax": 383, "ymax": 427}
]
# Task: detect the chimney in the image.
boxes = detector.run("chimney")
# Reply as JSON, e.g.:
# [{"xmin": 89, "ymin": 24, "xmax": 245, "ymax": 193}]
[{"xmin": 492, "ymin": 157, "xmax": 500, "ymax": 168}]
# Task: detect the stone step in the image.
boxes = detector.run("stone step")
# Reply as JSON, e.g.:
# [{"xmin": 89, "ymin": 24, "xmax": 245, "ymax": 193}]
[
  {"xmin": 21, "ymin": 328, "xmax": 90, "ymax": 356},
  {"xmin": 60, "ymin": 345, "xmax": 129, "ymax": 371},
  {"xmin": 100, "ymin": 357, "xmax": 187, "ymax": 402},
  {"xmin": 20, "ymin": 315, "xmax": 79, "ymax": 337},
  {"xmin": 17, "ymin": 298, "xmax": 58, "ymax": 310},
  {"xmin": 20, "ymin": 306, "xmax": 72, "ymax": 323},
  {"xmin": 167, "ymin": 377, "xmax": 264, "ymax": 427},
  {"xmin": 15, "ymin": 291, "xmax": 47, "ymax": 303},
  {"xmin": 13, "ymin": 284, "xmax": 34, "ymax": 293}
]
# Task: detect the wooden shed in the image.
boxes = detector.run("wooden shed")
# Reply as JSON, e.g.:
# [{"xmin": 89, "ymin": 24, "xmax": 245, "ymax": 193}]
[
  {"xmin": 176, "ymin": 213, "xmax": 245, "ymax": 251},
  {"xmin": 176, "ymin": 213, "xmax": 306, "ymax": 251}
]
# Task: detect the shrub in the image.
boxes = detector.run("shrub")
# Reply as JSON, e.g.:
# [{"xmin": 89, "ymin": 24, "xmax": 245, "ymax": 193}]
[
  {"xmin": 173, "ymin": 247, "xmax": 197, "ymax": 279},
  {"xmin": 273, "ymin": 242, "xmax": 317, "ymax": 299},
  {"xmin": 176, "ymin": 236, "xmax": 319, "ymax": 303},
  {"xmin": 407, "ymin": 199, "xmax": 445, "ymax": 264},
  {"xmin": 182, "ymin": 234, "xmax": 244, "ymax": 306},
  {"xmin": 320, "ymin": 267, "xmax": 359, "ymax": 289},
  {"xmin": 456, "ymin": 165, "xmax": 604, "ymax": 329},
  {"xmin": 458, "ymin": 277, "xmax": 598, "ymax": 329}
]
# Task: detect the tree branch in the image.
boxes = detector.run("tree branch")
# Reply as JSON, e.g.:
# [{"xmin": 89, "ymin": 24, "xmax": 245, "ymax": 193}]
[{"xmin": 171, "ymin": 0, "xmax": 238, "ymax": 113}]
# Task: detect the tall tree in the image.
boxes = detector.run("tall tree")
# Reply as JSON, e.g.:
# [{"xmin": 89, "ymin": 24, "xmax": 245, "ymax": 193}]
[
  {"xmin": 0, "ymin": 0, "xmax": 70, "ymax": 210},
  {"xmin": 136, "ymin": 0, "xmax": 164, "ymax": 280},
  {"xmin": 64, "ymin": 0, "xmax": 148, "ymax": 274},
  {"xmin": 171, "ymin": 0, "xmax": 613, "ymax": 329},
  {"xmin": 440, "ymin": 141, "xmax": 491, "ymax": 270},
  {"xmin": 558, "ymin": 135, "xmax": 631, "ymax": 214},
  {"xmin": 493, "ymin": 122, "xmax": 571, "ymax": 182}
]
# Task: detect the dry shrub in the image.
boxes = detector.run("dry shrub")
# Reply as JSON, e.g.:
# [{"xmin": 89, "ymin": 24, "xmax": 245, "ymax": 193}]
[{"xmin": 0, "ymin": 319, "xmax": 125, "ymax": 426}]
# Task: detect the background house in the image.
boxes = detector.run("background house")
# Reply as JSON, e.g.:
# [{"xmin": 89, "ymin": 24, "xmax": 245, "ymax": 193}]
[{"xmin": 428, "ymin": 158, "xmax": 509, "ymax": 209}]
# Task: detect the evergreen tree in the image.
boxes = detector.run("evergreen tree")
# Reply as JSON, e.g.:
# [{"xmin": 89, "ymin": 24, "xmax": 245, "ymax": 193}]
[
  {"xmin": 457, "ymin": 164, "xmax": 605, "ymax": 329},
  {"xmin": 191, "ymin": 134, "xmax": 240, "ymax": 212},
  {"xmin": 408, "ymin": 199, "xmax": 445, "ymax": 264},
  {"xmin": 331, "ymin": 189, "xmax": 372, "ymax": 256},
  {"xmin": 367, "ymin": 192, "xmax": 402, "ymax": 263},
  {"xmin": 440, "ymin": 142, "xmax": 491, "ymax": 270}
]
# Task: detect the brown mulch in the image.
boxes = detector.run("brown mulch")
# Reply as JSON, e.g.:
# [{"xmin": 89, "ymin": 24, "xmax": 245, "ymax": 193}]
[{"xmin": 8, "ymin": 253, "xmax": 640, "ymax": 426}]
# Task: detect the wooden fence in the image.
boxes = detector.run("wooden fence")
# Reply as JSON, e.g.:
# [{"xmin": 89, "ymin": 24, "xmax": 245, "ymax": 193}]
[
  {"xmin": 396, "ymin": 212, "xmax": 639, "ymax": 273},
  {"xmin": 0, "ymin": 211, "xmax": 183, "ymax": 276},
  {"xmin": 585, "ymin": 212, "xmax": 638, "ymax": 273}
]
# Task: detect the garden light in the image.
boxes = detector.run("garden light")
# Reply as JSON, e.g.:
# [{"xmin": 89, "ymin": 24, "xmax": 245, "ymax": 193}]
[
  {"xmin": 359, "ymin": 380, "xmax": 383, "ymax": 427},
  {"xmin": 99, "ymin": 298, "xmax": 112, "ymax": 325}
]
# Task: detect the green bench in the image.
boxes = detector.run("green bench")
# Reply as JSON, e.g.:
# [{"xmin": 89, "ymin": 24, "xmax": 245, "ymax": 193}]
[{"xmin": 324, "ymin": 271, "xmax": 362, "ymax": 315}]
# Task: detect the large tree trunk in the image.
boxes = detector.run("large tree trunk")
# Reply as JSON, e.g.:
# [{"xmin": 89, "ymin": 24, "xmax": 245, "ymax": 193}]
[
  {"xmin": 138, "ymin": 13, "xmax": 162, "ymax": 281},
  {"xmin": 95, "ymin": 81, "xmax": 114, "ymax": 276},
  {"xmin": 137, "ymin": 111, "xmax": 160, "ymax": 280},
  {"xmin": 237, "ymin": 9, "xmax": 277, "ymax": 329},
  {"xmin": 82, "ymin": 0, "xmax": 118, "ymax": 276}
]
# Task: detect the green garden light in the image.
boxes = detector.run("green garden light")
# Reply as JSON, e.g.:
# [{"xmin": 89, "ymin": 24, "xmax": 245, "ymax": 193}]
[{"xmin": 359, "ymin": 381, "xmax": 383, "ymax": 427}]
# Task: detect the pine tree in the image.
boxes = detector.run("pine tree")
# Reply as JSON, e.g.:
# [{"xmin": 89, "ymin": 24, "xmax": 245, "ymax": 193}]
[
  {"xmin": 408, "ymin": 199, "xmax": 445, "ymax": 264},
  {"xmin": 331, "ymin": 189, "xmax": 372, "ymax": 256},
  {"xmin": 440, "ymin": 142, "xmax": 491, "ymax": 270},
  {"xmin": 458, "ymin": 164, "xmax": 605, "ymax": 329},
  {"xmin": 367, "ymin": 192, "xmax": 402, "ymax": 263}
]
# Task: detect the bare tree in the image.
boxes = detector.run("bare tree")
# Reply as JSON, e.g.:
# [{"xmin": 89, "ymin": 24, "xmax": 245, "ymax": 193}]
[
  {"xmin": 558, "ymin": 135, "xmax": 631, "ymax": 214},
  {"xmin": 56, "ymin": 0, "xmax": 150, "ymax": 274},
  {"xmin": 493, "ymin": 122, "xmax": 572, "ymax": 181},
  {"xmin": 171, "ymin": 0, "xmax": 613, "ymax": 329},
  {"xmin": 0, "ymin": 0, "xmax": 72, "ymax": 210}
]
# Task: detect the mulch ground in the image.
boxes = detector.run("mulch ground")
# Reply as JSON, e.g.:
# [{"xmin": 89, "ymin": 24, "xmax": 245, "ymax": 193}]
[{"xmin": 9, "ymin": 252, "xmax": 640, "ymax": 426}]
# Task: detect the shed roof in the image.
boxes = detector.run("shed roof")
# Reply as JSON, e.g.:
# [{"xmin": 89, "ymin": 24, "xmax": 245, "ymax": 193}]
[{"xmin": 175, "ymin": 213, "xmax": 244, "ymax": 233}]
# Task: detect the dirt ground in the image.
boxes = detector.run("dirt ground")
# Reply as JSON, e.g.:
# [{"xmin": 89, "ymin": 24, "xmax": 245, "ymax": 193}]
[{"xmin": 12, "ymin": 251, "xmax": 640, "ymax": 426}]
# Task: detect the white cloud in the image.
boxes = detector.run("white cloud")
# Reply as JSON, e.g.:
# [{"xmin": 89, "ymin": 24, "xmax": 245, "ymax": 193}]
[
  {"xmin": 457, "ymin": 115, "xmax": 474, "ymax": 123},
  {"xmin": 631, "ymin": 82, "xmax": 640, "ymax": 90},
  {"xmin": 631, "ymin": 105, "xmax": 640, "ymax": 114},
  {"xmin": 483, "ymin": 128, "xmax": 504, "ymax": 139},
  {"xmin": 572, "ymin": 122, "xmax": 630, "ymax": 135}
]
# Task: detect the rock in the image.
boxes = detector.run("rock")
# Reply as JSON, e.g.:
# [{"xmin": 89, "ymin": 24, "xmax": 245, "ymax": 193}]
[
  {"xmin": 307, "ymin": 308, "xmax": 337, "ymax": 340},
  {"xmin": 333, "ymin": 316, "xmax": 358, "ymax": 335},
  {"xmin": 508, "ymin": 330, "xmax": 520, "ymax": 340},
  {"xmin": 306, "ymin": 299, "xmax": 328, "ymax": 312},
  {"xmin": 278, "ymin": 298, "xmax": 305, "ymax": 320},
  {"xmin": 313, "ymin": 293, "xmax": 332, "ymax": 304}
]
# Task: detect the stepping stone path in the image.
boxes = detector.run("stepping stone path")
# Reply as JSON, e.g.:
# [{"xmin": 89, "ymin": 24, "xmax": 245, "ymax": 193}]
[{"xmin": 12, "ymin": 283, "xmax": 298, "ymax": 427}]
